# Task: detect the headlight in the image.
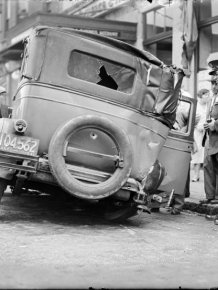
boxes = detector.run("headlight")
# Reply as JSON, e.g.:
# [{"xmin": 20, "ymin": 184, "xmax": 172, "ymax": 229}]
[{"xmin": 14, "ymin": 119, "xmax": 27, "ymax": 134}]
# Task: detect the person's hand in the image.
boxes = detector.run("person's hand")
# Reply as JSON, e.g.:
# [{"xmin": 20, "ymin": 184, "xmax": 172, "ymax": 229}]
[
  {"xmin": 203, "ymin": 118, "xmax": 215, "ymax": 131},
  {"xmin": 172, "ymin": 121, "xmax": 180, "ymax": 130}
]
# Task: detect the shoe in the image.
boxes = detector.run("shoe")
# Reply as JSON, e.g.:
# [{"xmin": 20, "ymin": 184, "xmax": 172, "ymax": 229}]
[
  {"xmin": 214, "ymin": 216, "xmax": 218, "ymax": 225},
  {"xmin": 205, "ymin": 214, "xmax": 215, "ymax": 220},
  {"xmin": 192, "ymin": 178, "xmax": 199, "ymax": 182},
  {"xmin": 185, "ymin": 192, "xmax": 190, "ymax": 198},
  {"xmin": 170, "ymin": 208, "xmax": 181, "ymax": 215},
  {"xmin": 210, "ymin": 199, "xmax": 218, "ymax": 204},
  {"xmin": 151, "ymin": 207, "xmax": 160, "ymax": 212},
  {"xmin": 199, "ymin": 199, "xmax": 213, "ymax": 204}
]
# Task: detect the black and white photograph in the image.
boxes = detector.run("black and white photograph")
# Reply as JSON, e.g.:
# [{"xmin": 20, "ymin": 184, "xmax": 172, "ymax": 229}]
[{"xmin": 0, "ymin": 0, "xmax": 218, "ymax": 289}]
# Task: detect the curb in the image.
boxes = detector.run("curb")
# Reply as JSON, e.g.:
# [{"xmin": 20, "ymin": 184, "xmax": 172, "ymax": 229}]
[{"xmin": 184, "ymin": 200, "xmax": 218, "ymax": 216}]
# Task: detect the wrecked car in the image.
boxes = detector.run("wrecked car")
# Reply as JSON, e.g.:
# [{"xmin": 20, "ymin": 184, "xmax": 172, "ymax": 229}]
[{"xmin": 0, "ymin": 26, "xmax": 186, "ymax": 221}]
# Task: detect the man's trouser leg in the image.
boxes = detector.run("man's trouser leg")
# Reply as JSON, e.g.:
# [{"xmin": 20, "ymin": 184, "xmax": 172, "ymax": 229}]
[
  {"xmin": 172, "ymin": 194, "xmax": 184, "ymax": 211},
  {"xmin": 204, "ymin": 152, "xmax": 216, "ymax": 200},
  {"xmin": 214, "ymin": 154, "xmax": 218, "ymax": 199},
  {"xmin": 185, "ymin": 165, "xmax": 190, "ymax": 198}
]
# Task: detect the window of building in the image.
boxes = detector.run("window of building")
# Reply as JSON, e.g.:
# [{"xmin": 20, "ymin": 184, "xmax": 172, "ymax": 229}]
[
  {"xmin": 67, "ymin": 50, "xmax": 135, "ymax": 93},
  {"xmin": 197, "ymin": 0, "xmax": 218, "ymax": 93},
  {"xmin": 199, "ymin": 0, "xmax": 218, "ymax": 20},
  {"xmin": 145, "ymin": 6, "xmax": 173, "ymax": 39},
  {"xmin": 143, "ymin": 6, "xmax": 173, "ymax": 65},
  {"xmin": 199, "ymin": 23, "xmax": 218, "ymax": 70},
  {"xmin": 145, "ymin": 37, "xmax": 172, "ymax": 65},
  {"xmin": 18, "ymin": 0, "xmax": 28, "ymax": 21}
]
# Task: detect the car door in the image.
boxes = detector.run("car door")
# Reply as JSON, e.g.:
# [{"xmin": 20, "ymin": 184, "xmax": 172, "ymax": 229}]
[{"xmin": 158, "ymin": 96, "xmax": 197, "ymax": 196}]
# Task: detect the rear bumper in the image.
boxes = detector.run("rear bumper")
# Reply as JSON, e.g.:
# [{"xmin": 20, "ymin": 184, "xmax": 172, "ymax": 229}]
[
  {"xmin": 0, "ymin": 155, "xmax": 170, "ymax": 207},
  {"xmin": 0, "ymin": 150, "xmax": 38, "ymax": 173},
  {"xmin": 0, "ymin": 153, "xmax": 140, "ymax": 193},
  {"xmin": 0, "ymin": 150, "xmax": 39, "ymax": 180},
  {"xmin": 30, "ymin": 158, "xmax": 140, "ymax": 193}
]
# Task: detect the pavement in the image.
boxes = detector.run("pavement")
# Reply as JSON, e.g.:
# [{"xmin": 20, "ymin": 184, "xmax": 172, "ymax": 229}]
[{"xmin": 184, "ymin": 168, "xmax": 218, "ymax": 216}]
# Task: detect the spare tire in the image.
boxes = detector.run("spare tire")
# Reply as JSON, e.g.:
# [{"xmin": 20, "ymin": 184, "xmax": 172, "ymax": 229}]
[{"xmin": 48, "ymin": 115, "xmax": 133, "ymax": 200}]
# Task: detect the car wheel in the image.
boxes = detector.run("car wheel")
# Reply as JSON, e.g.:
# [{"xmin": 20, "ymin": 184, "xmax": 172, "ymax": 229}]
[
  {"xmin": 103, "ymin": 204, "xmax": 138, "ymax": 222},
  {"xmin": 0, "ymin": 178, "xmax": 8, "ymax": 203},
  {"xmin": 48, "ymin": 115, "xmax": 133, "ymax": 200}
]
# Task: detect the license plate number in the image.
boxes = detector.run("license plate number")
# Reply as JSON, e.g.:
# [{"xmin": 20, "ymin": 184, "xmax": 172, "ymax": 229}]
[{"xmin": 0, "ymin": 133, "xmax": 39, "ymax": 156}]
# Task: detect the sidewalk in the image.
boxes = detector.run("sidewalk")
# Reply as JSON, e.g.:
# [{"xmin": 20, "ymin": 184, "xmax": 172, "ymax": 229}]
[{"xmin": 184, "ymin": 168, "xmax": 218, "ymax": 216}]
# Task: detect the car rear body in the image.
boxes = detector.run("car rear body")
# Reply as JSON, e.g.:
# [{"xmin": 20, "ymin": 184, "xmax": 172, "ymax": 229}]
[{"xmin": 0, "ymin": 26, "xmax": 186, "ymax": 220}]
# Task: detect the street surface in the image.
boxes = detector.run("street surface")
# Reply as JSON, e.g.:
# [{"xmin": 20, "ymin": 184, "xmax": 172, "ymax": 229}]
[{"xmin": 0, "ymin": 191, "xmax": 218, "ymax": 289}]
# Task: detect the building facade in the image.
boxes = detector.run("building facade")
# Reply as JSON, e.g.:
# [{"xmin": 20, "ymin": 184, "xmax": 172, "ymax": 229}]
[{"xmin": 0, "ymin": 0, "xmax": 217, "ymax": 103}]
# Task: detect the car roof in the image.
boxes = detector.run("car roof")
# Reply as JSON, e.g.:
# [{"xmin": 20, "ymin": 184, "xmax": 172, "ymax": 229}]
[{"xmin": 33, "ymin": 25, "xmax": 164, "ymax": 68}]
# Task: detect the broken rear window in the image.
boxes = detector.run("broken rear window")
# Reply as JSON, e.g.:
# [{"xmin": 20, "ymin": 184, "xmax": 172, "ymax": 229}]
[{"xmin": 67, "ymin": 50, "xmax": 135, "ymax": 94}]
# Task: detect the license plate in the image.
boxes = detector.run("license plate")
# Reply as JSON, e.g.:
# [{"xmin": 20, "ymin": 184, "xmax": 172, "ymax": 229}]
[{"xmin": 0, "ymin": 133, "xmax": 39, "ymax": 156}]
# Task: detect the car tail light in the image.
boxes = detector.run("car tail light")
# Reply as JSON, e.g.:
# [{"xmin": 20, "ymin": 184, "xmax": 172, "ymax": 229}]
[{"xmin": 14, "ymin": 119, "xmax": 27, "ymax": 134}]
